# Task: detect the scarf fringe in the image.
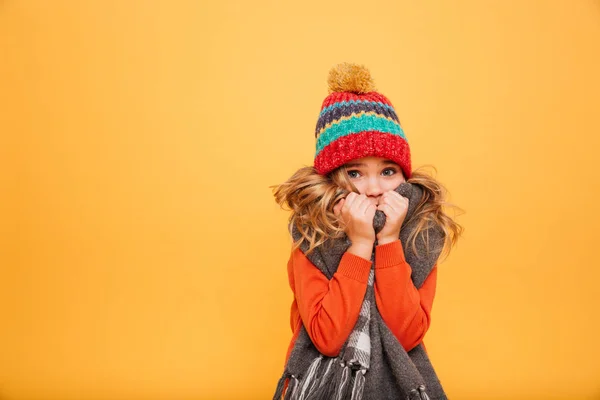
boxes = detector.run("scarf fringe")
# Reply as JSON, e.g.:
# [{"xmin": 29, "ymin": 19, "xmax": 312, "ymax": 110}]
[
  {"xmin": 408, "ymin": 385, "xmax": 431, "ymax": 400},
  {"xmin": 319, "ymin": 357, "xmax": 336, "ymax": 385},
  {"xmin": 419, "ymin": 385, "xmax": 431, "ymax": 400},
  {"xmin": 303, "ymin": 359, "xmax": 345, "ymax": 400},
  {"xmin": 280, "ymin": 359, "xmax": 367, "ymax": 400},
  {"xmin": 275, "ymin": 365, "xmax": 430, "ymax": 400},
  {"xmin": 284, "ymin": 376, "xmax": 300, "ymax": 400},
  {"xmin": 295, "ymin": 355, "xmax": 323, "ymax": 400},
  {"xmin": 334, "ymin": 364, "xmax": 351, "ymax": 400},
  {"xmin": 272, "ymin": 374, "xmax": 287, "ymax": 400},
  {"xmin": 350, "ymin": 369, "xmax": 366, "ymax": 400}
]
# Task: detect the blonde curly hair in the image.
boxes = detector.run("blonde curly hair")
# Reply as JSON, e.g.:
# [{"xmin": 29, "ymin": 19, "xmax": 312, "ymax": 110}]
[{"xmin": 270, "ymin": 164, "xmax": 464, "ymax": 261}]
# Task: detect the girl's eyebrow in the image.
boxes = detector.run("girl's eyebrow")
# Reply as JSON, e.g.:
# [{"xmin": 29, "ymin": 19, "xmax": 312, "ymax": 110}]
[{"xmin": 345, "ymin": 160, "xmax": 398, "ymax": 168}]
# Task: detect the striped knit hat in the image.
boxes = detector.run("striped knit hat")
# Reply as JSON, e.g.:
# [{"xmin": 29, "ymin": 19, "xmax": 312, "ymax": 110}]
[{"xmin": 314, "ymin": 62, "xmax": 411, "ymax": 179}]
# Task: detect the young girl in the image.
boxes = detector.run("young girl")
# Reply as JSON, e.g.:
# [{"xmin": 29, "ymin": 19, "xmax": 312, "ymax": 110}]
[{"xmin": 271, "ymin": 63, "xmax": 463, "ymax": 400}]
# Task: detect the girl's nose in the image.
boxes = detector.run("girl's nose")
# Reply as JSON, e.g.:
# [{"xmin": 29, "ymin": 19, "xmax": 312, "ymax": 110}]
[{"xmin": 365, "ymin": 178, "xmax": 382, "ymax": 197}]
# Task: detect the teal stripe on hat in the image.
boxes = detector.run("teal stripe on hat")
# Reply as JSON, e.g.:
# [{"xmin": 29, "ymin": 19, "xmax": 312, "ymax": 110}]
[{"xmin": 316, "ymin": 114, "xmax": 406, "ymax": 155}]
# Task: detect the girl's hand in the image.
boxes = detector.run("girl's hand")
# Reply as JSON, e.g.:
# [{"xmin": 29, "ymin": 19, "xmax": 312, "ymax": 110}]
[
  {"xmin": 376, "ymin": 191, "xmax": 409, "ymax": 245},
  {"xmin": 333, "ymin": 192, "xmax": 377, "ymax": 247}
]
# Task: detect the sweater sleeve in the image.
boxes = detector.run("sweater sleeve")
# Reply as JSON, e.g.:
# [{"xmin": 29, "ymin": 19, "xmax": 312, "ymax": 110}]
[
  {"xmin": 290, "ymin": 247, "xmax": 372, "ymax": 357},
  {"xmin": 373, "ymin": 240, "xmax": 438, "ymax": 352},
  {"xmin": 287, "ymin": 253, "xmax": 299, "ymax": 333}
]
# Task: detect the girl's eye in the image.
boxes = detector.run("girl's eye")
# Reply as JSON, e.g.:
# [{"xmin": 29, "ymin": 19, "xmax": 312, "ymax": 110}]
[
  {"xmin": 347, "ymin": 170, "xmax": 361, "ymax": 178},
  {"xmin": 382, "ymin": 168, "xmax": 397, "ymax": 176}
]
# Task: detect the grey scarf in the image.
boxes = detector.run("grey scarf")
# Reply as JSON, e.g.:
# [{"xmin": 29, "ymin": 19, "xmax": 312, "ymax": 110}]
[{"xmin": 273, "ymin": 182, "xmax": 448, "ymax": 400}]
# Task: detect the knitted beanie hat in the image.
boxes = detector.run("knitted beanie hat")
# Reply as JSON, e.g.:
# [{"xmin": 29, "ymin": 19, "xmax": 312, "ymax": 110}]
[{"xmin": 313, "ymin": 62, "xmax": 412, "ymax": 179}]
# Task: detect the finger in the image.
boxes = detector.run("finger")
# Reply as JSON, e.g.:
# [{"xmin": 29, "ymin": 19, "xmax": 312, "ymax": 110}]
[
  {"xmin": 348, "ymin": 193, "xmax": 366, "ymax": 214},
  {"xmin": 333, "ymin": 202, "xmax": 340, "ymax": 216},
  {"xmin": 391, "ymin": 194, "xmax": 409, "ymax": 210},
  {"xmin": 377, "ymin": 203, "xmax": 395, "ymax": 216},
  {"xmin": 393, "ymin": 192, "xmax": 409, "ymax": 206},
  {"xmin": 388, "ymin": 196, "xmax": 407, "ymax": 212},
  {"xmin": 366, "ymin": 203, "xmax": 377, "ymax": 218},
  {"xmin": 382, "ymin": 191, "xmax": 402, "ymax": 205},
  {"xmin": 344, "ymin": 192, "xmax": 358, "ymax": 210},
  {"xmin": 378, "ymin": 195, "xmax": 396, "ymax": 212},
  {"xmin": 333, "ymin": 198, "xmax": 345, "ymax": 216},
  {"xmin": 357, "ymin": 196, "xmax": 372, "ymax": 215},
  {"xmin": 354, "ymin": 195, "xmax": 372, "ymax": 215},
  {"xmin": 378, "ymin": 201, "xmax": 392, "ymax": 214}
]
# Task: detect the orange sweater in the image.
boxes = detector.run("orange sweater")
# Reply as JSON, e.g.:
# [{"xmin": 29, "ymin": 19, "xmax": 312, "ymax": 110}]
[{"xmin": 283, "ymin": 239, "xmax": 438, "ymax": 366}]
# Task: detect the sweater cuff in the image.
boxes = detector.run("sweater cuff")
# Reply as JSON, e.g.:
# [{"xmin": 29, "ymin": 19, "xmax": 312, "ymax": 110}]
[
  {"xmin": 336, "ymin": 252, "xmax": 372, "ymax": 283},
  {"xmin": 375, "ymin": 239, "xmax": 407, "ymax": 268}
]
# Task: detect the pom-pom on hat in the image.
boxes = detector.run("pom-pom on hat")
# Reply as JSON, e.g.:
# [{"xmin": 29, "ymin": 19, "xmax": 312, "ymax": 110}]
[{"xmin": 313, "ymin": 62, "xmax": 412, "ymax": 179}]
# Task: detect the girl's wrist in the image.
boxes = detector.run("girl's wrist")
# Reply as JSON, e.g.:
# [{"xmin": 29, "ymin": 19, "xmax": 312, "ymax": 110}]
[
  {"xmin": 347, "ymin": 240, "xmax": 374, "ymax": 260},
  {"xmin": 376, "ymin": 235, "xmax": 399, "ymax": 245}
]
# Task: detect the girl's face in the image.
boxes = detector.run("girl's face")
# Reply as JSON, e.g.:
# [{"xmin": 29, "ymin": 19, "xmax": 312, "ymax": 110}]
[{"xmin": 343, "ymin": 156, "xmax": 405, "ymax": 206}]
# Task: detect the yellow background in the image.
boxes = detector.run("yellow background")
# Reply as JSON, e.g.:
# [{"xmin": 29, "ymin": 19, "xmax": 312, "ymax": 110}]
[{"xmin": 1, "ymin": 1, "xmax": 599, "ymax": 399}]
